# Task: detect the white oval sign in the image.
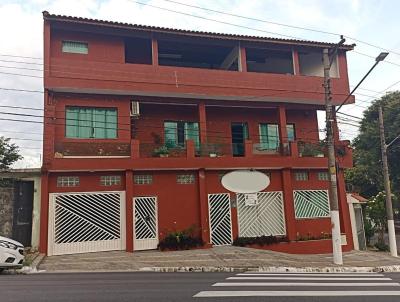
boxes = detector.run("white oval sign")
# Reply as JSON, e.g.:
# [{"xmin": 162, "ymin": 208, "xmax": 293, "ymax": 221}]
[{"xmin": 221, "ymin": 170, "xmax": 270, "ymax": 193}]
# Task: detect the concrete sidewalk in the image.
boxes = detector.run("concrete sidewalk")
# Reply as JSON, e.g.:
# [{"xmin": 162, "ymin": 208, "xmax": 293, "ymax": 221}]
[{"xmin": 38, "ymin": 246, "xmax": 400, "ymax": 273}]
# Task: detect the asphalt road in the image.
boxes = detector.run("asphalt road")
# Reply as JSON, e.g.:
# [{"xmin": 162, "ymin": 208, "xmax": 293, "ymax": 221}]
[{"xmin": 1, "ymin": 271, "xmax": 400, "ymax": 302}]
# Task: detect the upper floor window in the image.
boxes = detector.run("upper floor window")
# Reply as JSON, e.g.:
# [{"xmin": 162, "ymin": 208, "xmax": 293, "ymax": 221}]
[
  {"xmin": 62, "ymin": 41, "xmax": 88, "ymax": 54},
  {"xmin": 287, "ymin": 124, "xmax": 296, "ymax": 142},
  {"xmin": 164, "ymin": 121, "xmax": 199, "ymax": 149},
  {"xmin": 259, "ymin": 124, "xmax": 279, "ymax": 151},
  {"xmin": 125, "ymin": 37, "xmax": 152, "ymax": 64},
  {"xmin": 298, "ymin": 50, "xmax": 338, "ymax": 78},
  {"xmin": 246, "ymin": 48, "xmax": 294, "ymax": 74},
  {"xmin": 66, "ymin": 107, "xmax": 117, "ymax": 139}
]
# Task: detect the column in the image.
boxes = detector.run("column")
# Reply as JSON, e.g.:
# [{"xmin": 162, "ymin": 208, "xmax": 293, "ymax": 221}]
[
  {"xmin": 151, "ymin": 37, "xmax": 158, "ymax": 66},
  {"xmin": 125, "ymin": 170, "xmax": 134, "ymax": 252},
  {"xmin": 292, "ymin": 49, "xmax": 300, "ymax": 75},
  {"xmin": 198, "ymin": 101, "xmax": 207, "ymax": 144},
  {"xmin": 281, "ymin": 169, "xmax": 297, "ymax": 240},
  {"xmin": 198, "ymin": 169, "xmax": 211, "ymax": 245},
  {"xmin": 336, "ymin": 169, "xmax": 354, "ymax": 249},
  {"xmin": 239, "ymin": 46, "xmax": 247, "ymax": 72},
  {"xmin": 39, "ymin": 171, "xmax": 49, "ymax": 254},
  {"xmin": 278, "ymin": 105, "xmax": 289, "ymax": 154}
]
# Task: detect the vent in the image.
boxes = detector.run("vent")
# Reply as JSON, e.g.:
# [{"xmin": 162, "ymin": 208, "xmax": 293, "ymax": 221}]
[{"xmin": 130, "ymin": 101, "xmax": 140, "ymax": 117}]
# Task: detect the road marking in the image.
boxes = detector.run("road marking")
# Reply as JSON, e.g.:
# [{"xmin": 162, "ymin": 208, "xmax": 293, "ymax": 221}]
[
  {"xmin": 213, "ymin": 282, "xmax": 400, "ymax": 287},
  {"xmin": 194, "ymin": 290, "xmax": 400, "ymax": 297},
  {"xmin": 228, "ymin": 276, "xmax": 392, "ymax": 281},
  {"xmin": 238, "ymin": 273, "xmax": 385, "ymax": 277}
]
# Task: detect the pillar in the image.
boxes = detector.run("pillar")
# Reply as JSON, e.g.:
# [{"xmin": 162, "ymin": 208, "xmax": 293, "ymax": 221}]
[
  {"xmin": 281, "ymin": 169, "xmax": 297, "ymax": 240},
  {"xmin": 198, "ymin": 169, "xmax": 210, "ymax": 245},
  {"xmin": 336, "ymin": 169, "xmax": 354, "ymax": 249},
  {"xmin": 292, "ymin": 49, "xmax": 300, "ymax": 75},
  {"xmin": 198, "ymin": 101, "xmax": 207, "ymax": 144},
  {"xmin": 151, "ymin": 37, "xmax": 158, "ymax": 66},
  {"xmin": 39, "ymin": 171, "xmax": 49, "ymax": 254},
  {"xmin": 239, "ymin": 46, "xmax": 247, "ymax": 72},
  {"xmin": 278, "ymin": 105, "xmax": 288, "ymax": 154},
  {"xmin": 125, "ymin": 170, "xmax": 134, "ymax": 252}
]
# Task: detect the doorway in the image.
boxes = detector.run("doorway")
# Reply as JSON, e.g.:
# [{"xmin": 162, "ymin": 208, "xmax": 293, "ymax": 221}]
[
  {"xmin": 12, "ymin": 181, "xmax": 34, "ymax": 247},
  {"xmin": 231, "ymin": 122, "xmax": 248, "ymax": 157}
]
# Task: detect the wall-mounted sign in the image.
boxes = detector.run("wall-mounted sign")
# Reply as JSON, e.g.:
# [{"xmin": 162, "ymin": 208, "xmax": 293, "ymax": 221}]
[{"xmin": 221, "ymin": 170, "xmax": 270, "ymax": 193}]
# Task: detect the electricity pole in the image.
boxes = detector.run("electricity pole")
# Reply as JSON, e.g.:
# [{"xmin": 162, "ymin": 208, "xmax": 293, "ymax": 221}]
[
  {"xmin": 378, "ymin": 106, "xmax": 398, "ymax": 257},
  {"xmin": 323, "ymin": 37, "xmax": 345, "ymax": 265}
]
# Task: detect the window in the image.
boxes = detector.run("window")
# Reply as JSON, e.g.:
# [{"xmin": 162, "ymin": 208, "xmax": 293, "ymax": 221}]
[
  {"xmin": 66, "ymin": 107, "xmax": 117, "ymax": 139},
  {"xmin": 62, "ymin": 41, "xmax": 88, "ymax": 54},
  {"xmin": 287, "ymin": 124, "xmax": 296, "ymax": 142},
  {"xmin": 177, "ymin": 174, "xmax": 195, "ymax": 184},
  {"xmin": 134, "ymin": 174, "xmax": 153, "ymax": 185},
  {"xmin": 164, "ymin": 121, "xmax": 199, "ymax": 149},
  {"xmin": 246, "ymin": 48, "xmax": 293, "ymax": 74},
  {"xmin": 259, "ymin": 124, "xmax": 279, "ymax": 151},
  {"xmin": 298, "ymin": 50, "xmax": 338, "ymax": 78},
  {"xmin": 57, "ymin": 176, "xmax": 80, "ymax": 187},
  {"xmin": 125, "ymin": 37, "xmax": 152, "ymax": 64},
  {"xmin": 100, "ymin": 175, "xmax": 121, "ymax": 186},
  {"xmin": 295, "ymin": 171, "xmax": 309, "ymax": 181},
  {"xmin": 317, "ymin": 172, "xmax": 329, "ymax": 181}
]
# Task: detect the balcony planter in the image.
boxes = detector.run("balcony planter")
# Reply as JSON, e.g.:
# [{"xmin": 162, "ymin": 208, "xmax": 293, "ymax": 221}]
[
  {"xmin": 209, "ymin": 153, "xmax": 218, "ymax": 158},
  {"xmin": 152, "ymin": 146, "xmax": 170, "ymax": 157}
]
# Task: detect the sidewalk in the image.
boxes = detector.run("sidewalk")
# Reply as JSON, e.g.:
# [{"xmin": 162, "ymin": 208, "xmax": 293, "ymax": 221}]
[{"xmin": 38, "ymin": 246, "xmax": 400, "ymax": 273}]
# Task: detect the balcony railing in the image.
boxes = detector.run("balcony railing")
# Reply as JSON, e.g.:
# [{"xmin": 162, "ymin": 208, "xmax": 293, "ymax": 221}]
[{"xmin": 54, "ymin": 141, "xmax": 130, "ymax": 157}]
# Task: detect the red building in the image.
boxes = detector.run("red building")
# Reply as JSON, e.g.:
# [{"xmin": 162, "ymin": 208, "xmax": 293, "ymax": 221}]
[{"xmin": 40, "ymin": 11, "xmax": 355, "ymax": 256}]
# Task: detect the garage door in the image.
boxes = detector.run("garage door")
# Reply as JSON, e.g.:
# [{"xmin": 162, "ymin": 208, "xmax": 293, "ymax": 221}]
[{"xmin": 48, "ymin": 191, "xmax": 126, "ymax": 256}]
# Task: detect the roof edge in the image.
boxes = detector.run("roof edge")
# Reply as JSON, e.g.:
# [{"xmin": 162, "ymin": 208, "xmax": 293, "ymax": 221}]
[{"xmin": 42, "ymin": 11, "xmax": 355, "ymax": 50}]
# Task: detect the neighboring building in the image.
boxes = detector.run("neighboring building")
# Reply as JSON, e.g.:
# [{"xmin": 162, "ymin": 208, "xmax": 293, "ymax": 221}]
[
  {"xmin": 40, "ymin": 11, "xmax": 355, "ymax": 256},
  {"xmin": 0, "ymin": 168, "xmax": 41, "ymax": 249}
]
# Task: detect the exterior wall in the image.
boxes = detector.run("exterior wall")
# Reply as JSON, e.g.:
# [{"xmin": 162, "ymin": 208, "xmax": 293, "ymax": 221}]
[{"xmin": 0, "ymin": 187, "xmax": 14, "ymax": 238}]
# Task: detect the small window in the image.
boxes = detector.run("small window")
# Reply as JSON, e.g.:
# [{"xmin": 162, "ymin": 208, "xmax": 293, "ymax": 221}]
[
  {"xmin": 295, "ymin": 171, "xmax": 309, "ymax": 181},
  {"xmin": 177, "ymin": 174, "xmax": 195, "ymax": 184},
  {"xmin": 100, "ymin": 175, "xmax": 121, "ymax": 186},
  {"xmin": 287, "ymin": 124, "xmax": 296, "ymax": 142},
  {"xmin": 62, "ymin": 41, "xmax": 88, "ymax": 54},
  {"xmin": 317, "ymin": 172, "xmax": 329, "ymax": 181},
  {"xmin": 57, "ymin": 176, "xmax": 80, "ymax": 187},
  {"xmin": 134, "ymin": 174, "xmax": 153, "ymax": 185},
  {"xmin": 66, "ymin": 107, "xmax": 117, "ymax": 139}
]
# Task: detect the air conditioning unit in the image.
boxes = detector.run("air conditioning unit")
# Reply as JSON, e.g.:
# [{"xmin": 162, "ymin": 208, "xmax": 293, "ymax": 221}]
[{"xmin": 130, "ymin": 101, "xmax": 140, "ymax": 117}]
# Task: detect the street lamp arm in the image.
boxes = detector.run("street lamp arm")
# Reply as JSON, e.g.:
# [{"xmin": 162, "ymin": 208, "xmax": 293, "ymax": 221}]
[{"xmin": 387, "ymin": 134, "xmax": 400, "ymax": 149}]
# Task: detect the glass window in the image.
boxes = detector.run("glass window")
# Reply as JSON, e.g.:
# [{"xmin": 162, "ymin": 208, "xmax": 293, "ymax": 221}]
[
  {"xmin": 57, "ymin": 176, "xmax": 80, "ymax": 187},
  {"xmin": 164, "ymin": 121, "xmax": 199, "ymax": 149},
  {"xmin": 259, "ymin": 124, "xmax": 279, "ymax": 151},
  {"xmin": 287, "ymin": 124, "xmax": 296, "ymax": 142},
  {"xmin": 177, "ymin": 174, "xmax": 195, "ymax": 184},
  {"xmin": 317, "ymin": 172, "xmax": 329, "ymax": 181},
  {"xmin": 134, "ymin": 174, "xmax": 153, "ymax": 185},
  {"xmin": 66, "ymin": 107, "xmax": 117, "ymax": 139},
  {"xmin": 295, "ymin": 171, "xmax": 309, "ymax": 181},
  {"xmin": 100, "ymin": 175, "xmax": 121, "ymax": 186},
  {"xmin": 62, "ymin": 41, "xmax": 88, "ymax": 54}
]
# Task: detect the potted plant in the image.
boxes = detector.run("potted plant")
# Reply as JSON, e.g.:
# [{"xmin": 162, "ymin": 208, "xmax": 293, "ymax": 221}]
[{"xmin": 153, "ymin": 146, "xmax": 169, "ymax": 157}]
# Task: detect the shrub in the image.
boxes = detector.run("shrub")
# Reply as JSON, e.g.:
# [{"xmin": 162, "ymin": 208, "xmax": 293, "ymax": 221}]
[
  {"xmin": 232, "ymin": 235, "xmax": 288, "ymax": 247},
  {"xmin": 158, "ymin": 227, "xmax": 203, "ymax": 251}
]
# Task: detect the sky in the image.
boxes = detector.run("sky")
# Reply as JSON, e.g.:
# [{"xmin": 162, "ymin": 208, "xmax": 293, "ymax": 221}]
[{"xmin": 0, "ymin": 0, "xmax": 399, "ymax": 168}]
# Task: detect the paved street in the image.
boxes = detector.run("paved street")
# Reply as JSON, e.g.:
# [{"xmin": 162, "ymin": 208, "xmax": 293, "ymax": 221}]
[{"xmin": 1, "ymin": 272, "xmax": 400, "ymax": 302}]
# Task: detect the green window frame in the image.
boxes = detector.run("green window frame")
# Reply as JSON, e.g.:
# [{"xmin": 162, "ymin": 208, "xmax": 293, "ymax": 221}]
[
  {"xmin": 66, "ymin": 107, "xmax": 117, "ymax": 139},
  {"xmin": 62, "ymin": 41, "xmax": 88, "ymax": 54},
  {"xmin": 287, "ymin": 124, "xmax": 296, "ymax": 142},
  {"xmin": 259, "ymin": 123, "xmax": 279, "ymax": 151},
  {"xmin": 164, "ymin": 121, "xmax": 199, "ymax": 149}
]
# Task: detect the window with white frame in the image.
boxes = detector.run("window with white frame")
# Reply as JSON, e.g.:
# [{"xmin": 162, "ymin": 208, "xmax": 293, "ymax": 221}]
[
  {"xmin": 177, "ymin": 174, "xmax": 195, "ymax": 184},
  {"xmin": 317, "ymin": 171, "xmax": 329, "ymax": 181},
  {"xmin": 295, "ymin": 171, "xmax": 309, "ymax": 181},
  {"xmin": 134, "ymin": 174, "xmax": 153, "ymax": 185},
  {"xmin": 100, "ymin": 175, "xmax": 121, "ymax": 186},
  {"xmin": 57, "ymin": 176, "xmax": 80, "ymax": 187},
  {"xmin": 62, "ymin": 41, "xmax": 88, "ymax": 54}
]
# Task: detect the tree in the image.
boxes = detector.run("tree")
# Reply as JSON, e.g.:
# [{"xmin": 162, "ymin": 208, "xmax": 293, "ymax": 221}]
[
  {"xmin": 345, "ymin": 91, "xmax": 400, "ymax": 208},
  {"xmin": 0, "ymin": 136, "xmax": 23, "ymax": 170},
  {"xmin": 365, "ymin": 192, "xmax": 388, "ymax": 249}
]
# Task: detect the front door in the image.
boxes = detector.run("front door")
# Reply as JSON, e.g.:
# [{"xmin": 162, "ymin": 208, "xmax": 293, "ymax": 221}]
[
  {"xmin": 231, "ymin": 122, "xmax": 248, "ymax": 157},
  {"xmin": 12, "ymin": 181, "xmax": 34, "ymax": 246},
  {"xmin": 133, "ymin": 197, "xmax": 159, "ymax": 251}
]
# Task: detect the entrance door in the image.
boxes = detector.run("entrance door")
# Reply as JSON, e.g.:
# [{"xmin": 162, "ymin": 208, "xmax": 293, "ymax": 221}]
[
  {"xmin": 231, "ymin": 122, "xmax": 248, "ymax": 157},
  {"xmin": 208, "ymin": 193, "xmax": 232, "ymax": 246},
  {"xmin": 354, "ymin": 205, "xmax": 366, "ymax": 250},
  {"xmin": 12, "ymin": 181, "xmax": 34, "ymax": 246},
  {"xmin": 133, "ymin": 197, "xmax": 159, "ymax": 251}
]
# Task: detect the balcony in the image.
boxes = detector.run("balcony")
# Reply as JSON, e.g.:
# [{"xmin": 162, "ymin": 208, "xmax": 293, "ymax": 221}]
[{"xmin": 54, "ymin": 141, "xmax": 130, "ymax": 157}]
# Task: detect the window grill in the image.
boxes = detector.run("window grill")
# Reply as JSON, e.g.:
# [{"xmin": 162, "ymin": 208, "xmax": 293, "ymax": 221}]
[
  {"xmin": 295, "ymin": 171, "xmax": 309, "ymax": 181},
  {"xmin": 62, "ymin": 41, "xmax": 88, "ymax": 54},
  {"xmin": 134, "ymin": 174, "xmax": 153, "ymax": 185},
  {"xmin": 100, "ymin": 175, "xmax": 121, "ymax": 186},
  {"xmin": 177, "ymin": 174, "xmax": 195, "ymax": 184},
  {"xmin": 57, "ymin": 176, "xmax": 80, "ymax": 187},
  {"xmin": 317, "ymin": 172, "xmax": 329, "ymax": 181}
]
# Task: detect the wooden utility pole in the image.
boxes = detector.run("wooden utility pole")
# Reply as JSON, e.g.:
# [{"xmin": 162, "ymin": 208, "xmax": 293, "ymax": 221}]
[
  {"xmin": 378, "ymin": 106, "xmax": 398, "ymax": 257},
  {"xmin": 323, "ymin": 48, "xmax": 343, "ymax": 265}
]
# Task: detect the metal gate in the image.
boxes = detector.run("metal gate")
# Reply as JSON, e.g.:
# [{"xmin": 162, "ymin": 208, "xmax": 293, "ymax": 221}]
[
  {"xmin": 354, "ymin": 205, "xmax": 366, "ymax": 250},
  {"xmin": 48, "ymin": 191, "xmax": 126, "ymax": 256},
  {"xmin": 237, "ymin": 191, "xmax": 286, "ymax": 237},
  {"xmin": 133, "ymin": 197, "xmax": 158, "ymax": 251},
  {"xmin": 208, "ymin": 193, "xmax": 232, "ymax": 246}
]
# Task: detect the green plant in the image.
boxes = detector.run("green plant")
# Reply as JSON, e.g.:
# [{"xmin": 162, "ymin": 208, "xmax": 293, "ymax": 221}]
[
  {"xmin": 366, "ymin": 192, "xmax": 387, "ymax": 247},
  {"xmin": 158, "ymin": 226, "xmax": 203, "ymax": 251},
  {"xmin": 232, "ymin": 235, "xmax": 288, "ymax": 247},
  {"xmin": 298, "ymin": 141, "xmax": 325, "ymax": 157},
  {"xmin": 374, "ymin": 242, "xmax": 389, "ymax": 251},
  {"xmin": 152, "ymin": 145, "xmax": 169, "ymax": 157},
  {"xmin": 363, "ymin": 217, "xmax": 376, "ymax": 246}
]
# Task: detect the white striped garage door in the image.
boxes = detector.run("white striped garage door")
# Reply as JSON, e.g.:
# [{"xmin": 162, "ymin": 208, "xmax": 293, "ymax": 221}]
[
  {"xmin": 237, "ymin": 191, "xmax": 286, "ymax": 237},
  {"xmin": 48, "ymin": 191, "xmax": 126, "ymax": 256}
]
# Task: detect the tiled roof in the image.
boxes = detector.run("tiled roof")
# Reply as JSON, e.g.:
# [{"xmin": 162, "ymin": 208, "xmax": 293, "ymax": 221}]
[{"xmin": 43, "ymin": 11, "xmax": 355, "ymax": 50}]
